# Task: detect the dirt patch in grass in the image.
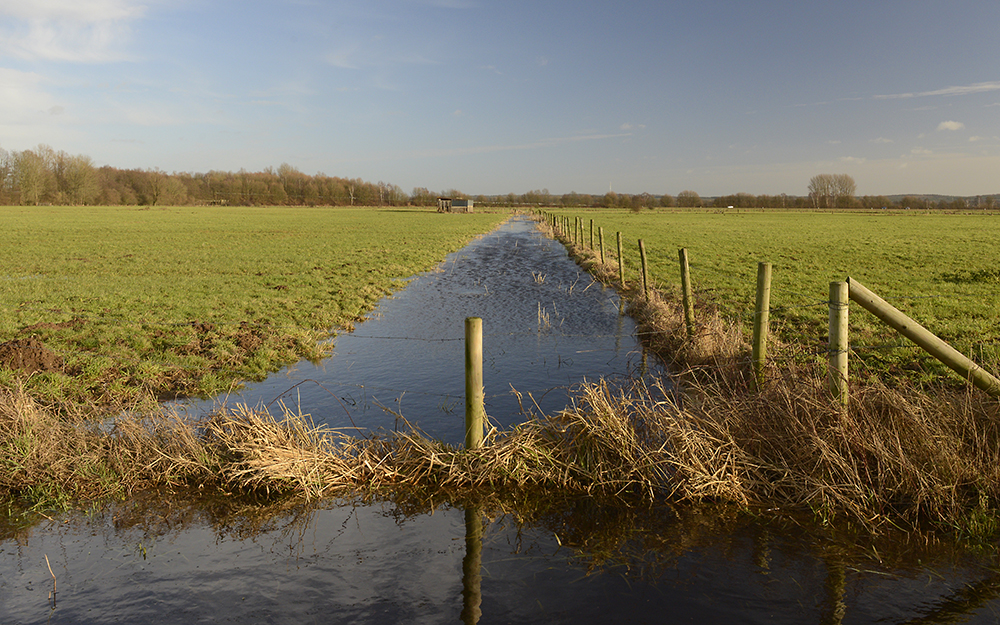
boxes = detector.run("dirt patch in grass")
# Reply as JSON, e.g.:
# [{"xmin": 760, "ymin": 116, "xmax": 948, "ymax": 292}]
[{"xmin": 0, "ymin": 337, "xmax": 64, "ymax": 374}]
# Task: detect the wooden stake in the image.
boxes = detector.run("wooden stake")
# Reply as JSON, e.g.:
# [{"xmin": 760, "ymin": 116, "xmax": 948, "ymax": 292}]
[
  {"xmin": 465, "ymin": 317, "xmax": 484, "ymax": 449},
  {"xmin": 829, "ymin": 282, "xmax": 849, "ymax": 408},
  {"xmin": 679, "ymin": 248, "xmax": 695, "ymax": 338},
  {"xmin": 638, "ymin": 239, "xmax": 649, "ymax": 300},
  {"xmin": 752, "ymin": 262, "xmax": 772, "ymax": 389}
]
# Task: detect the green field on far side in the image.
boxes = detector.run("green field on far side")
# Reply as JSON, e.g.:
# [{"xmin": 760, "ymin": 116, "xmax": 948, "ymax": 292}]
[
  {"xmin": 0, "ymin": 205, "xmax": 509, "ymax": 407},
  {"xmin": 549, "ymin": 208, "xmax": 1000, "ymax": 383}
]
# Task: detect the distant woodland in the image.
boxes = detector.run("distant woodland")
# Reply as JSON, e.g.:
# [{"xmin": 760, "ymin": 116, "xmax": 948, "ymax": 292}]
[{"xmin": 1, "ymin": 144, "xmax": 996, "ymax": 210}]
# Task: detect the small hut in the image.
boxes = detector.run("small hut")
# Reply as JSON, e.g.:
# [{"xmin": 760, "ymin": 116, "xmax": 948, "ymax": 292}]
[{"xmin": 437, "ymin": 197, "xmax": 474, "ymax": 213}]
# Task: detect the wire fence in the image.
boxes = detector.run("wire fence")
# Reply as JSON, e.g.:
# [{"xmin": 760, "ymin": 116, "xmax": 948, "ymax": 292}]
[{"xmin": 541, "ymin": 210, "xmax": 1000, "ymax": 388}]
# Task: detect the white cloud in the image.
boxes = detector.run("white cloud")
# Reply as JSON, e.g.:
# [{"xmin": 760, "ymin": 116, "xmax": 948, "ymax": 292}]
[
  {"xmin": 0, "ymin": 0, "xmax": 146, "ymax": 62},
  {"xmin": 0, "ymin": 67, "xmax": 55, "ymax": 122},
  {"xmin": 937, "ymin": 120, "xmax": 965, "ymax": 131},
  {"xmin": 910, "ymin": 147, "xmax": 933, "ymax": 156},
  {"xmin": 876, "ymin": 81, "xmax": 1000, "ymax": 100},
  {"xmin": 970, "ymin": 136, "xmax": 985, "ymax": 142},
  {"xmin": 871, "ymin": 137, "xmax": 893, "ymax": 144},
  {"xmin": 840, "ymin": 156, "xmax": 866, "ymax": 164}
]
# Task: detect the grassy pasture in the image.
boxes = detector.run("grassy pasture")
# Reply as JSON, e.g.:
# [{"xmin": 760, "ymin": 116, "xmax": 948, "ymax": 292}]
[
  {"xmin": 552, "ymin": 208, "xmax": 1000, "ymax": 385},
  {"xmin": 0, "ymin": 205, "xmax": 508, "ymax": 407}
]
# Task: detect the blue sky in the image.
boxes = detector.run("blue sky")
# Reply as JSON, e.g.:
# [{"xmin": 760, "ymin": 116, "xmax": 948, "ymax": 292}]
[{"xmin": 2, "ymin": 0, "xmax": 998, "ymax": 197}]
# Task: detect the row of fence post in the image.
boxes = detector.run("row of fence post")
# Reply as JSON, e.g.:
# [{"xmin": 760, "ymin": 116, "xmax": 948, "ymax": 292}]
[{"xmin": 543, "ymin": 209, "xmax": 1000, "ymax": 410}]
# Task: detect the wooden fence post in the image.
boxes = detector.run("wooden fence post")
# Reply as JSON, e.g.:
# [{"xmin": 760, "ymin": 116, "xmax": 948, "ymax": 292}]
[
  {"xmin": 465, "ymin": 317, "xmax": 484, "ymax": 449},
  {"xmin": 829, "ymin": 282, "xmax": 849, "ymax": 408},
  {"xmin": 589, "ymin": 219, "xmax": 594, "ymax": 250},
  {"xmin": 679, "ymin": 248, "xmax": 695, "ymax": 338},
  {"xmin": 638, "ymin": 239, "xmax": 649, "ymax": 300},
  {"xmin": 617, "ymin": 232, "xmax": 624, "ymax": 286},
  {"xmin": 598, "ymin": 227, "xmax": 605, "ymax": 264},
  {"xmin": 752, "ymin": 262, "xmax": 772, "ymax": 388}
]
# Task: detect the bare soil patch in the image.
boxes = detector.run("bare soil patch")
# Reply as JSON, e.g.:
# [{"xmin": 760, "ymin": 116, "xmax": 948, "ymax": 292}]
[{"xmin": 0, "ymin": 337, "xmax": 64, "ymax": 374}]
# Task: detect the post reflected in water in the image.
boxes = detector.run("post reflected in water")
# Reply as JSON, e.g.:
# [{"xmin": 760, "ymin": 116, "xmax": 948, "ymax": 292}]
[
  {"xmin": 461, "ymin": 506, "xmax": 483, "ymax": 624},
  {"xmin": 820, "ymin": 557, "xmax": 846, "ymax": 625}
]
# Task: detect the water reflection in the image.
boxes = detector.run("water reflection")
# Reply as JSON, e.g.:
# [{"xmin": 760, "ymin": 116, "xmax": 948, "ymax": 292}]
[
  {"xmin": 4, "ymin": 494, "xmax": 1000, "ymax": 624},
  {"xmin": 462, "ymin": 506, "xmax": 483, "ymax": 625},
  {"xmin": 173, "ymin": 216, "xmax": 660, "ymax": 445}
]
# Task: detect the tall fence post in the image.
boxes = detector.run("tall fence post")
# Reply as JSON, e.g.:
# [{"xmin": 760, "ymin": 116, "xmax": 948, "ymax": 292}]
[
  {"xmin": 828, "ymin": 282, "xmax": 849, "ymax": 408},
  {"xmin": 752, "ymin": 262, "xmax": 772, "ymax": 389},
  {"xmin": 617, "ymin": 232, "xmax": 624, "ymax": 286},
  {"xmin": 589, "ymin": 219, "xmax": 594, "ymax": 250},
  {"xmin": 638, "ymin": 239, "xmax": 649, "ymax": 300},
  {"xmin": 679, "ymin": 248, "xmax": 695, "ymax": 338},
  {"xmin": 465, "ymin": 317, "xmax": 484, "ymax": 449},
  {"xmin": 598, "ymin": 227, "xmax": 605, "ymax": 264}
]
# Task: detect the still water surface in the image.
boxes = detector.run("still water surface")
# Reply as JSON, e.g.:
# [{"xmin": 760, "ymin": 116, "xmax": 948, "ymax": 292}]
[
  {"xmin": 176, "ymin": 214, "xmax": 657, "ymax": 443},
  {"xmin": 3, "ymin": 216, "xmax": 1000, "ymax": 623}
]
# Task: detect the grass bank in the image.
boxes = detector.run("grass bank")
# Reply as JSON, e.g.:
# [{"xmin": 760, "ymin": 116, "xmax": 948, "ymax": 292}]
[
  {"xmin": 544, "ymin": 208, "xmax": 1000, "ymax": 386},
  {"xmin": 0, "ymin": 205, "xmax": 508, "ymax": 409}
]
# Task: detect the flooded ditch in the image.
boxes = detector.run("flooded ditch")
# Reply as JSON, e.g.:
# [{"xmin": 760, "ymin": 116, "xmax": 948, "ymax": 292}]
[{"xmin": 4, "ymin": 216, "xmax": 1000, "ymax": 623}]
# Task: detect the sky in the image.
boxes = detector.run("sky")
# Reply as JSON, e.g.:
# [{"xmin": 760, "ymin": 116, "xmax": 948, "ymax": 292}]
[{"xmin": 1, "ymin": 0, "xmax": 998, "ymax": 197}]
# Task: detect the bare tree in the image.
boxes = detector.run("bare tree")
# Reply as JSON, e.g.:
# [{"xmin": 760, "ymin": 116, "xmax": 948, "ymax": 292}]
[{"xmin": 809, "ymin": 173, "xmax": 855, "ymax": 208}]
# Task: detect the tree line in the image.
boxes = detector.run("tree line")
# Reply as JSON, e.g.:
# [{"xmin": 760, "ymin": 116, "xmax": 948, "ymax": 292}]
[
  {"xmin": 0, "ymin": 145, "xmax": 994, "ymax": 210},
  {"xmin": 0, "ymin": 144, "xmax": 413, "ymax": 207}
]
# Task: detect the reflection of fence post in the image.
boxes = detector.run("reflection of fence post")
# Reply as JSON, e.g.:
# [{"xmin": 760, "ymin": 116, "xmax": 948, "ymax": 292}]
[
  {"xmin": 679, "ymin": 248, "xmax": 695, "ymax": 338},
  {"xmin": 461, "ymin": 506, "xmax": 483, "ymax": 624},
  {"xmin": 752, "ymin": 262, "xmax": 772, "ymax": 389},
  {"xmin": 465, "ymin": 317, "xmax": 484, "ymax": 449},
  {"xmin": 847, "ymin": 278, "xmax": 1000, "ymax": 396},
  {"xmin": 828, "ymin": 282, "xmax": 849, "ymax": 408},
  {"xmin": 638, "ymin": 239, "xmax": 649, "ymax": 300},
  {"xmin": 616, "ymin": 232, "xmax": 625, "ymax": 286},
  {"xmin": 598, "ymin": 227, "xmax": 605, "ymax": 264}
]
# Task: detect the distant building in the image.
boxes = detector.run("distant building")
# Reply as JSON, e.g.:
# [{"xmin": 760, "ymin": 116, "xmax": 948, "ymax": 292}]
[{"xmin": 437, "ymin": 197, "xmax": 474, "ymax": 213}]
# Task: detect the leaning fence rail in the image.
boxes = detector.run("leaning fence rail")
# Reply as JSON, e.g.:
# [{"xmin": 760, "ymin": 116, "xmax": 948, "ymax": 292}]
[{"xmin": 847, "ymin": 277, "xmax": 1000, "ymax": 398}]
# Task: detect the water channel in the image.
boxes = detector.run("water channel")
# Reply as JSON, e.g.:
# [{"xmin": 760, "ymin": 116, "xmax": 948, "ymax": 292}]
[{"xmin": 3, "ymin": 216, "xmax": 1000, "ymax": 623}]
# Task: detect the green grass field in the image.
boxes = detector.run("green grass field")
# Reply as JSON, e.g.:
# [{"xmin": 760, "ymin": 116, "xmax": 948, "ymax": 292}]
[
  {"xmin": 548, "ymin": 208, "xmax": 1000, "ymax": 384},
  {"xmin": 0, "ymin": 206, "xmax": 508, "ymax": 407}
]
